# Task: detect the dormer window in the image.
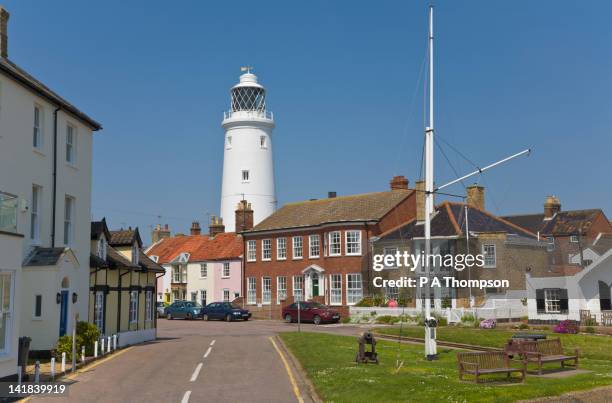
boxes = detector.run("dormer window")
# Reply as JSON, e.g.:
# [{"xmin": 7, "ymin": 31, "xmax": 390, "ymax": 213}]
[
  {"xmin": 98, "ymin": 236, "xmax": 107, "ymax": 260},
  {"xmin": 132, "ymin": 243, "xmax": 139, "ymax": 264}
]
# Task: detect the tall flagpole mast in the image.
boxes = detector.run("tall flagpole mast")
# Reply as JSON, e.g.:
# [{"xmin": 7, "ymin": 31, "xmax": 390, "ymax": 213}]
[{"xmin": 424, "ymin": 4, "xmax": 437, "ymax": 360}]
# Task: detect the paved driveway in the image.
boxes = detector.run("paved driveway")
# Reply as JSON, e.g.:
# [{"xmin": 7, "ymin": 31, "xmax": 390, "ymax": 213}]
[{"xmin": 31, "ymin": 319, "xmax": 368, "ymax": 403}]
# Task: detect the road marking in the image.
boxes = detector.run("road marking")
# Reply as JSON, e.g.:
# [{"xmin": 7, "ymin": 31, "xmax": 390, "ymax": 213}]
[
  {"xmin": 190, "ymin": 363, "xmax": 203, "ymax": 382},
  {"xmin": 204, "ymin": 346, "xmax": 212, "ymax": 358},
  {"xmin": 210, "ymin": 339, "xmax": 216, "ymax": 346},
  {"xmin": 269, "ymin": 337, "xmax": 304, "ymax": 403},
  {"xmin": 181, "ymin": 390, "xmax": 191, "ymax": 403}
]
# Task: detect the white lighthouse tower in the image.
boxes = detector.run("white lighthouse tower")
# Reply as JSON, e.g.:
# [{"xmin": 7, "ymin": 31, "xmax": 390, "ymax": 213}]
[{"xmin": 220, "ymin": 68, "xmax": 276, "ymax": 232}]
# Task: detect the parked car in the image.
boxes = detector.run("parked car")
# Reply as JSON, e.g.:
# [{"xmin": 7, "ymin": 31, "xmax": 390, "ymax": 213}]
[
  {"xmin": 165, "ymin": 301, "xmax": 203, "ymax": 320},
  {"xmin": 282, "ymin": 301, "xmax": 340, "ymax": 325},
  {"xmin": 156, "ymin": 302, "xmax": 166, "ymax": 318},
  {"xmin": 201, "ymin": 302, "xmax": 251, "ymax": 322}
]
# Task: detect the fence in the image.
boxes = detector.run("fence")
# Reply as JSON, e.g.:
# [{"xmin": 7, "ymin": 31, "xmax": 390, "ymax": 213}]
[{"xmin": 349, "ymin": 305, "xmax": 527, "ymax": 323}]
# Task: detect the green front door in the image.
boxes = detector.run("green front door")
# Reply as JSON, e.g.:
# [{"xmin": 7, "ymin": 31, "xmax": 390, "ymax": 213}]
[{"xmin": 312, "ymin": 274, "xmax": 319, "ymax": 297}]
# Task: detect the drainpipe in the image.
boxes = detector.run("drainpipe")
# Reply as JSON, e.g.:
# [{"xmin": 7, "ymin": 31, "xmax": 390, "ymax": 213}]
[{"xmin": 51, "ymin": 107, "xmax": 60, "ymax": 247}]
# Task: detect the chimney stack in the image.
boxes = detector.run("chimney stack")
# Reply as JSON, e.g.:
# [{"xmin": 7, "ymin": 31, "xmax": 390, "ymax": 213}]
[
  {"xmin": 235, "ymin": 200, "xmax": 254, "ymax": 232},
  {"xmin": 466, "ymin": 184, "xmax": 485, "ymax": 210},
  {"xmin": 0, "ymin": 7, "xmax": 8, "ymax": 59},
  {"xmin": 415, "ymin": 180, "xmax": 426, "ymax": 222},
  {"xmin": 190, "ymin": 221, "xmax": 201, "ymax": 236},
  {"xmin": 328, "ymin": 191, "xmax": 337, "ymax": 198},
  {"xmin": 390, "ymin": 175, "xmax": 409, "ymax": 190},
  {"xmin": 209, "ymin": 216, "xmax": 225, "ymax": 238},
  {"xmin": 151, "ymin": 223, "xmax": 171, "ymax": 244},
  {"xmin": 544, "ymin": 195, "xmax": 561, "ymax": 219}
]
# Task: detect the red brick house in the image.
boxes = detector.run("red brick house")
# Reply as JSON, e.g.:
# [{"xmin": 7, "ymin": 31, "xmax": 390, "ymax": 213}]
[{"xmin": 241, "ymin": 176, "xmax": 416, "ymax": 318}]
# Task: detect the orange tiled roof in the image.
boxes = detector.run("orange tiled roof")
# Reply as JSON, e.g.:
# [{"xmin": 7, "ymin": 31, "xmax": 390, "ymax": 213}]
[{"xmin": 146, "ymin": 233, "xmax": 243, "ymax": 264}]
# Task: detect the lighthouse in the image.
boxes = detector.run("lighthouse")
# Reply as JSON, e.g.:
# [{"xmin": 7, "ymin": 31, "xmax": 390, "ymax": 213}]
[{"xmin": 220, "ymin": 68, "xmax": 277, "ymax": 232}]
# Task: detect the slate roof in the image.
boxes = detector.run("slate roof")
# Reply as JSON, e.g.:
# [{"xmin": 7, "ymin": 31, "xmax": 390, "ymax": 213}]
[
  {"xmin": 23, "ymin": 247, "xmax": 66, "ymax": 266},
  {"xmin": 89, "ymin": 253, "xmax": 108, "ymax": 269},
  {"xmin": 146, "ymin": 233, "xmax": 243, "ymax": 264},
  {"xmin": 248, "ymin": 190, "xmax": 413, "ymax": 233},
  {"xmin": 380, "ymin": 201, "xmax": 536, "ymax": 241},
  {"xmin": 106, "ymin": 247, "xmax": 139, "ymax": 269},
  {"xmin": 502, "ymin": 209, "xmax": 607, "ymax": 236},
  {"xmin": 91, "ymin": 218, "xmax": 111, "ymax": 241},
  {"xmin": 109, "ymin": 228, "xmax": 142, "ymax": 248},
  {"xmin": 0, "ymin": 58, "xmax": 101, "ymax": 130},
  {"xmin": 592, "ymin": 233, "xmax": 612, "ymax": 256},
  {"xmin": 138, "ymin": 250, "xmax": 165, "ymax": 273}
]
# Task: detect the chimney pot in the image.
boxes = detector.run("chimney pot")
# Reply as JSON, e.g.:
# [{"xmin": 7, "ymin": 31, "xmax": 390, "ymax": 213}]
[
  {"xmin": 328, "ymin": 191, "xmax": 337, "ymax": 198},
  {"xmin": 190, "ymin": 221, "xmax": 201, "ymax": 236},
  {"xmin": 390, "ymin": 175, "xmax": 409, "ymax": 190},
  {"xmin": 466, "ymin": 184, "xmax": 485, "ymax": 210},
  {"xmin": 209, "ymin": 216, "xmax": 225, "ymax": 238},
  {"xmin": 151, "ymin": 223, "xmax": 171, "ymax": 244},
  {"xmin": 0, "ymin": 7, "xmax": 9, "ymax": 59},
  {"xmin": 235, "ymin": 200, "xmax": 254, "ymax": 232},
  {"xmin": 544, "ymin": 195, "xmax": 561, "ymax": 218}
]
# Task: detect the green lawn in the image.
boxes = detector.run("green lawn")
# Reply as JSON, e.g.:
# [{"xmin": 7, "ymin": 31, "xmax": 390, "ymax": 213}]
[
  {"xmin": 280, "ymin": 332, "xmax": 612, "ymax": 403},
  {"xmin": 373, "ymin": 326, "xmax": 612, "ymax": 361}
]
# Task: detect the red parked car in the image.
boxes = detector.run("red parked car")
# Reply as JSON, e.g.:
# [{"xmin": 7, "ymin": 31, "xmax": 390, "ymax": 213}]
[{"xmin": 282, "ymin": 301, "xmax": 340, "ymax": 325}]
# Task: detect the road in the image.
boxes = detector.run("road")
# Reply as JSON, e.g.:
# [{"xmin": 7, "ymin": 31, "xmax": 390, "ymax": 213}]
[{"xmin": 31, "ymin": 319, "xmax": 368, "ymax": 403}]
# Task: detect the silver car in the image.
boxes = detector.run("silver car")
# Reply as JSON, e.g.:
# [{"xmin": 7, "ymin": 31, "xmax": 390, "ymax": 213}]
[{"xmin": 156, "ymin": 302, "xmax": 166, "ymax": 318}]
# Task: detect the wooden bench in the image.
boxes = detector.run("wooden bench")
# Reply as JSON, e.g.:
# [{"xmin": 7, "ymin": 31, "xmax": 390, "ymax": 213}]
[
  {"xmin": 520, "ymin": 338, "xmax": 579, "ymax": 374},
  {"xmin": 457, "ymin": 351, "xmax": 526, "ymax": 383}
]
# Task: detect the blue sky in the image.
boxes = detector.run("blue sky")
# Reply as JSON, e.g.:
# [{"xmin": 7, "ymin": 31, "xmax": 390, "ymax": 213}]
[{"xmin": 5, "ymin": 1, "xmax": 611, "ymax": 243}]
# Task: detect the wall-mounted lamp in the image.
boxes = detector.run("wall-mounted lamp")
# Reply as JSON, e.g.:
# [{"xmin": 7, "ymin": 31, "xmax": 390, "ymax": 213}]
[
  {"xmin": 72, "ymin": 292, "xmax": 78, "ymax": 304},
  {"xmin": 56, "ymin": 293, "xmax": 61, "ymax": 304}
]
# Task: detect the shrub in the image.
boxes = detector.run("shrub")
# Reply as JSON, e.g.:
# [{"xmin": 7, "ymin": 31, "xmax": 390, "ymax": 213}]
[
  {"xmin": 340, "ymin": 316, "xmax": 351, "ymax": 324},
  {"xmin": 520, "ymin": 315, "xmax": 529, "ymax": 322},
  {"xmin": 355, "ymin": 297, "xmax": 374, "ymax": 307},
  {"xmin": 461, "ymin": 313, "xmax": 476, "ymax": 323},
  {"xmin": 55, "ymin": 335, "xmax": 79, "ymax": 361},
  {"xmin": 518, "ymin": 323, "xmax": 529, "ymax": 330},
  {"xmin": 585, "ymin": 326, "xmax": 595, "ymax": 334},
  {"xmin": 375, "ymin": 315, "xmax": 400, "ymax": 324},
  {"xmin": 76, "ymin": 321, "xmax": 101, "ymax": 356},
  {"xmin": 372, "ymin": 295, "xmax": 385, "ymax": 307},
  {"xmin": 582, "ymin": 317, "xmax": 597, "ymax": 327},
  {"xmin": 479, "ymin": 319, "xmax": 496, "ymax": 329},
  {"xmin": 554, "ymin": 320, "xmax": 579, "ymax": 334},
  {"xmin": 370, "ymin": 311, "xmax": 377, "ymax": 317}
]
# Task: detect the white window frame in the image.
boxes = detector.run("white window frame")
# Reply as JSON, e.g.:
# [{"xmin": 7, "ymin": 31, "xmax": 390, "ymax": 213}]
[
  {"xmin": 292, "ymin": 236, "xmax": 303, "ymax": 259},
  {"xmin": 345, "ymin": 230, "xmax": 362, "ymax": 256},
  {"xmin": 200, "ymin": 289, "xmax": 207, "ymax": 306},
  {"xmin": 276, "ymin": 276, "xmax": 287, "ymax": 304},
  {"xmin": 346, "ymin": 273, "xmax": 363, "ymax": 305},
  {"xmin": 129, "ymin": 291, "xmax": 138, "ymax": 324},
  {"xmin": 172, "ymin": 265, "xmax": 181, "ymax": 283},
  {"xmin": 547, "ymin": 237, "xmax": 555, "ymax": 252},
  {"xmin": 222, "ymin": 262, "xmax": 230, "ymax": 278},
  {"xmin": 330, "ymin": 274, "xmax": 342, "ymax": 306},
  {"xmin": 132, "ymin": 243, "xmax": 139, "ymax": 265},
  {"xmin": 33, "ymin": 105, "xmax": 43, "ymax": 150},
  {"xmin": 30, "ymin": 185, "xmax": 41, "ymax": 242},
  {"xmin": 63, "ymin": 195, "xmax": 75, "ymax": 246},
  {"xmin": 262, "ymin": 277, "xmax": 272, "ymax": 305},
  {"xmin": 200, "ymin": 263, "xmax": 207, "ymax": 278},
  {"xmin": 383, "ymin": 247, "xmax": 398, "ymax": 269},
  {"xmin": 292, "ymin": 276, "xmax": 304, "ymax": 302},
  {"xmin": 0, "ymin": 272, "xmax": 14, "ymax": 355},
  {"xmin": 145, "ymin": 290, "xmax": 153, "ymax": 322},
  {"xmin": 247, "ymin": 240, "xmax": 257, "ymax": 262},
  {"xmin": 33, "ymin": 294, "xmax": 42, "ymax": 319},
  {"xmin": 544, "ymin": 289, "xmax": 561, "ymax": 313},
  {"xmin": 329, "ymin": 231, "xmax": 341, "ymax": 256},
  {"xmin": 247, "ymin": 277, "xmax": 256, "ymax": 305},
  {"xmin": 482, "ymin": 244, "xmax": 496, "ymax": 268},
  {"xmin": 309, "ymin": 235, "xmax": 320, "ymax": 258},
  {"xmin": 242, "ymin": 169, "xmax": 250, "ymax": 183},
  {"xmin": 277, "ymin": 238, "xmax": 287, "ymax": 260},
  {"xmin": 223, "ymin": 289, "xmax": 230, "ymax": 302},
  {"xmin": 570, "ymin": 235, "xmax": 579, "ymax": 243},
  {"xmin": 94, "ymin": 291, "xmax": 104, "ymax": 329},
  {"xmin": 65, "ymin": 124, "xmax": 76, "ymax": 165},
  {"xmin": 262, "ymin": 239, "xmax": 272, "ymax": 261},
  {"xmin": 98, "ymin": 236, "xmax": 107, "ymax": 260}
]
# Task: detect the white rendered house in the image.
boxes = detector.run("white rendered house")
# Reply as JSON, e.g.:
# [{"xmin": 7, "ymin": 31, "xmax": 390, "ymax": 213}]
[
  {"xmin": 220, "ymin": 69, "xmax": 276, "ymax": 232},
  {"xmin": 0, "ymin": 6, "xmax": 101, "ymax": 362}
]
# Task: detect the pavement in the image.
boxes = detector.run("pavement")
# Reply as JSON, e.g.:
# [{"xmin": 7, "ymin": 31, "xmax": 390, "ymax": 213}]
[{"xmin": 29, "ymin": 319, "xmax": 370, "ymax": 403}]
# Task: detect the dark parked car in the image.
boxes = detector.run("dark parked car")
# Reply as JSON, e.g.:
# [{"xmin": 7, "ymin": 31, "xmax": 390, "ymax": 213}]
[
  {"xmin": 282, "ymin": 301, "xmax": 340, "ymax": 325},
  {"xmin": 201, "ymin": 302, "xmax": 251, "ymax": 322},
  {"xmin": 165, "ymin": 301, "xmax": 203, "ymax": 320},
  {"xmin": 156, "ymin": 301, "xmax": 166, "ymax": 318}
]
